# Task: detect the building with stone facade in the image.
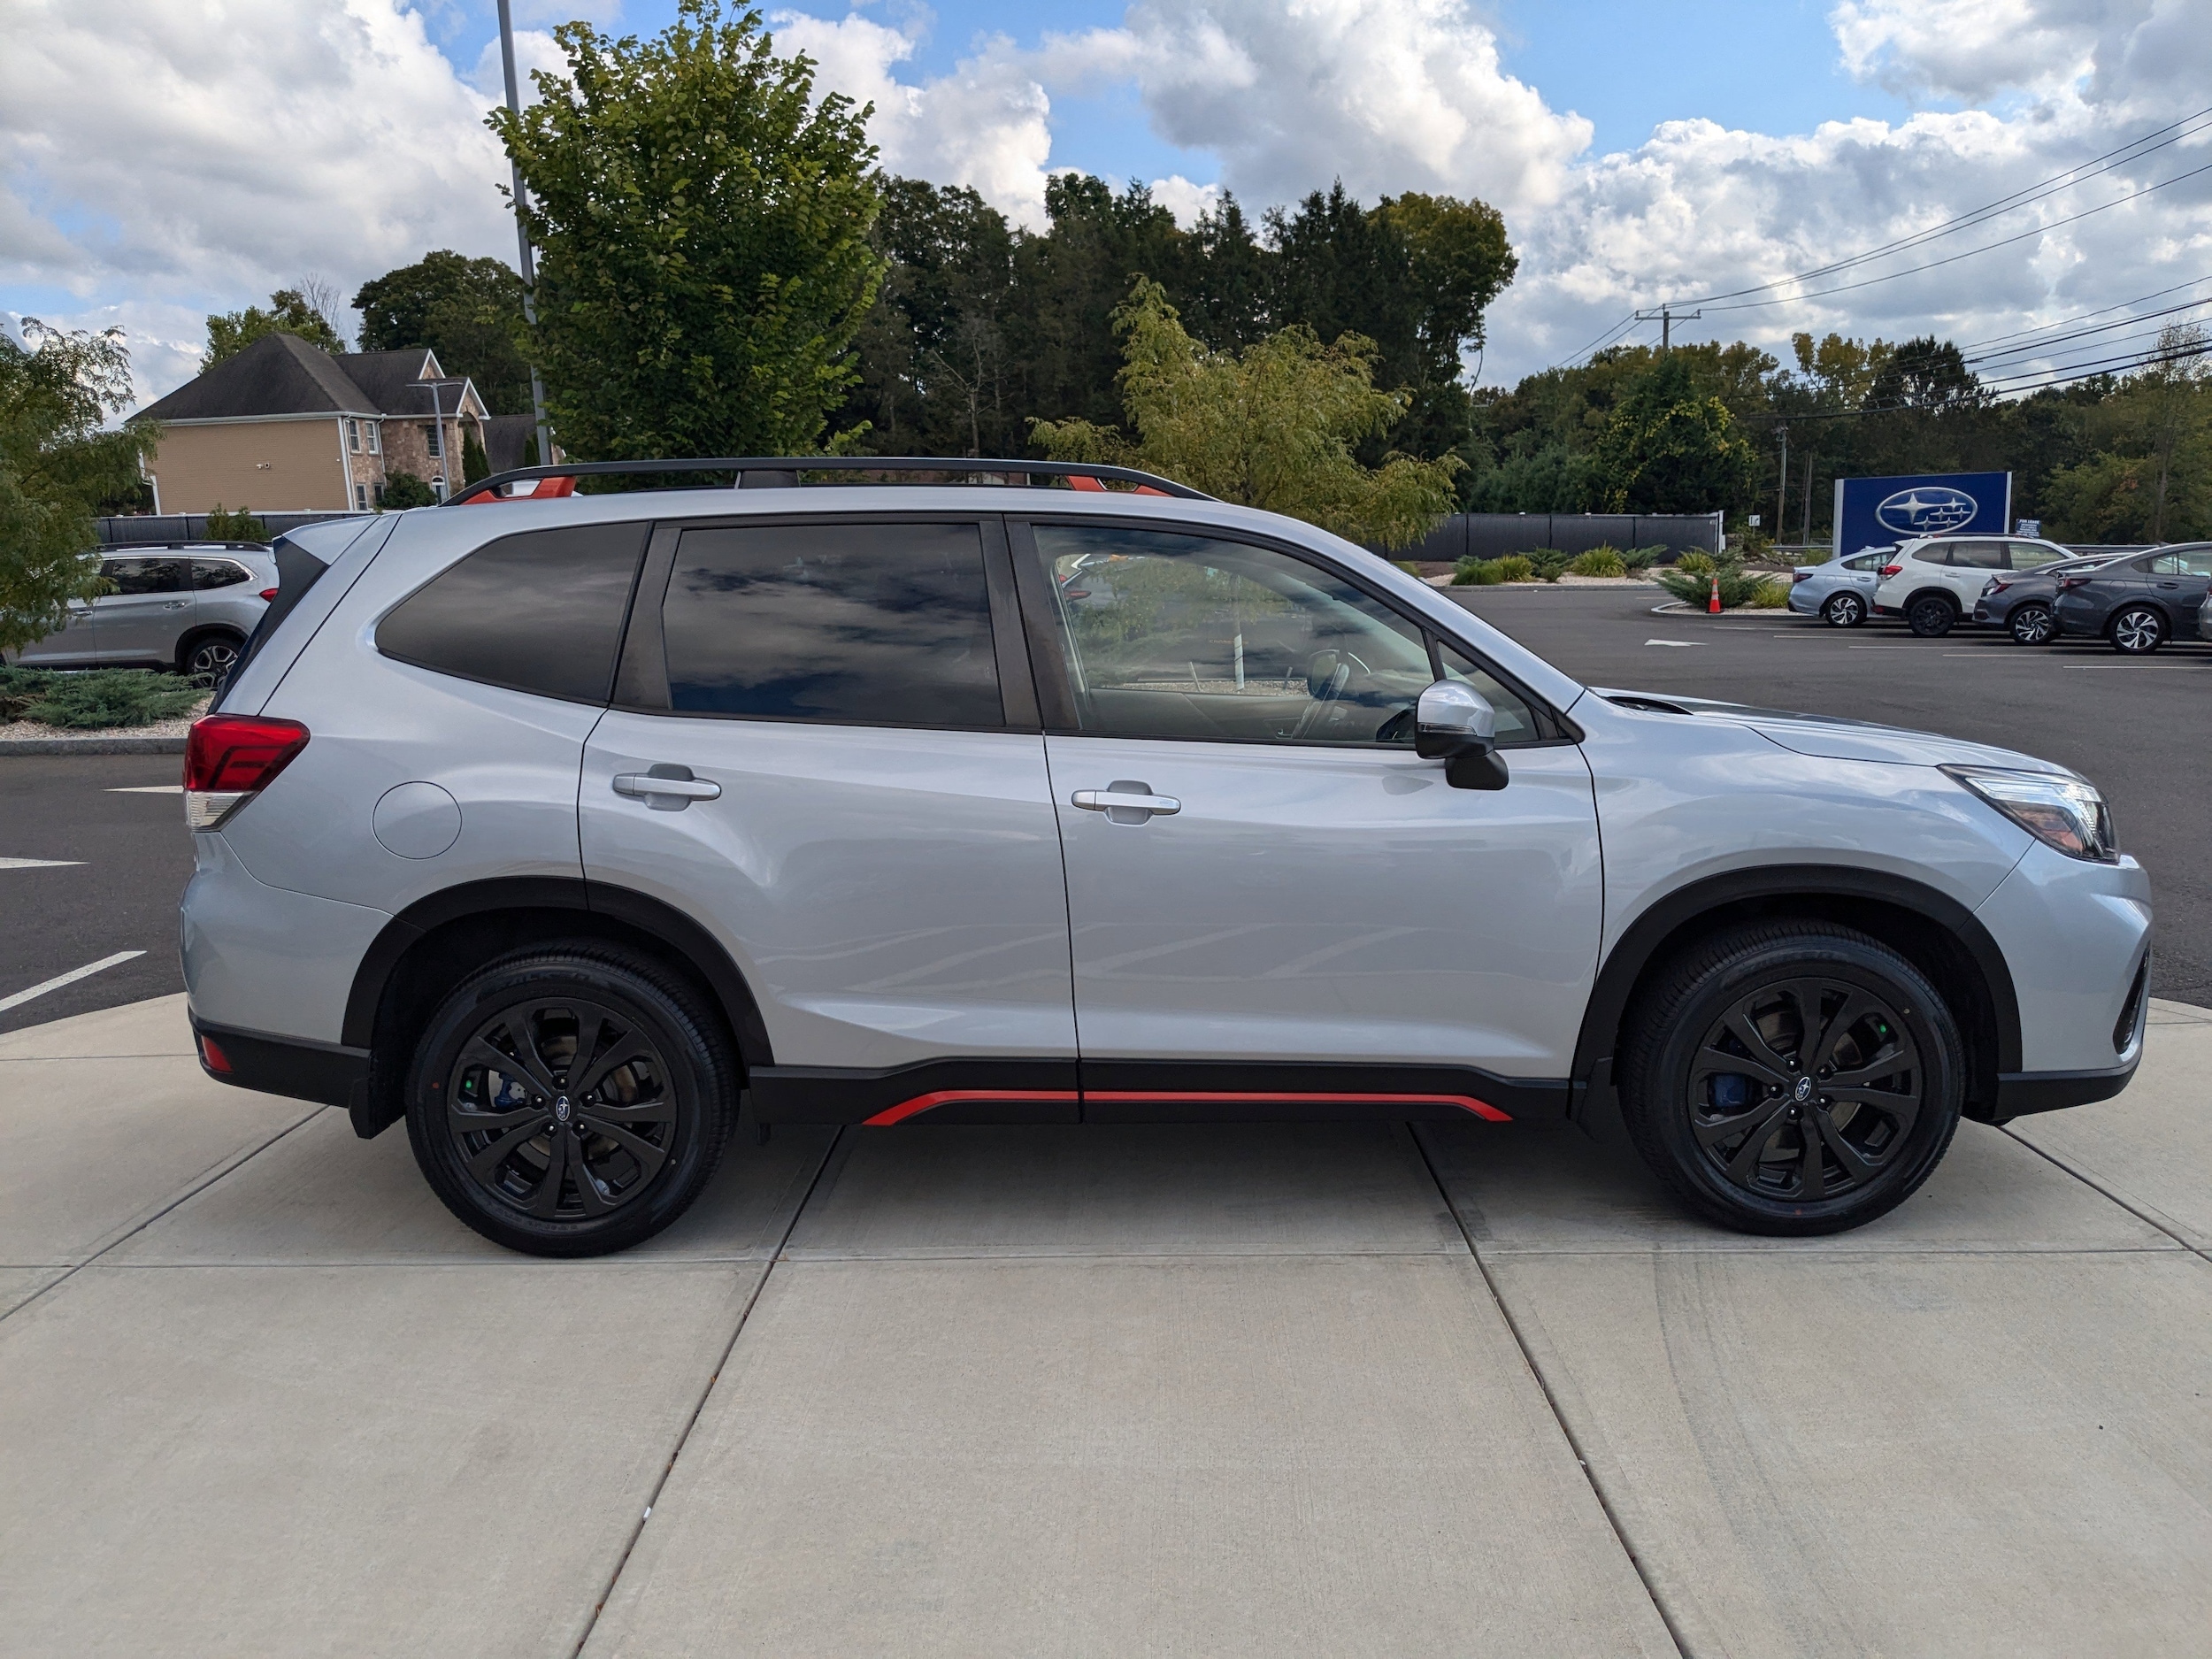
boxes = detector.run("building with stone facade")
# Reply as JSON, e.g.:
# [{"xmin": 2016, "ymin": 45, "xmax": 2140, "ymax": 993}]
[{"xmin": 134, "ymin": 333, "xmax": 531, "ymax": 514}]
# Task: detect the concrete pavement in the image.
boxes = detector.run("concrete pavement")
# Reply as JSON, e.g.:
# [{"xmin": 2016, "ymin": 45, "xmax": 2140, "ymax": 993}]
[{"xmin": 2, "ymin": 995, "xmax": 2207, "ymax": 1656}]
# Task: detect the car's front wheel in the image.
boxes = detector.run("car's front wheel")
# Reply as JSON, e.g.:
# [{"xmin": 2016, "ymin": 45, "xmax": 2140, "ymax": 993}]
[
  {"xmin": 2108, "ymin": 604, "xmax": 2166, "ymax": 655},
  {"xmin": 1618, "ymin": 923, "xmax": 1963, "ymax": 1234},
  {"xmin": 1906, "ymin": 595, "xmax": 1956, "ymax": 637},
  {"xmin": 404, "ymin": 944, "xmax": 738, "ymax": 1256},
  {"xmin": 2008, "ymin": 603, "xmax": 2055, "ymax": 645},
  {"xmin": 1822, "ymin": 592, "xmax": 1866, "ymax": 627}
]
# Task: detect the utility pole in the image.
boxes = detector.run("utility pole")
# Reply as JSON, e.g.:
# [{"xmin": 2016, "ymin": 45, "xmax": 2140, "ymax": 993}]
[
  {"xmin": 1633, "ymin": 303, "xmax": 1703, "ymax": 350},
  {"xmin": 1801, "ymin": 445, "xmax": 1816, "ymax": 547},
  {"xmin": 496, "ymin": 0, "xmax": 554, "ymax": 467},
  {"xmin": 1774, "ymin": 425, "xmax": 1789, "ymax": 541}
]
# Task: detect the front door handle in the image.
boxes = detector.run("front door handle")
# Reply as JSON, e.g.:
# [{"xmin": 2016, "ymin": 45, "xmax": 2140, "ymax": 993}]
[
  {"xmin": 613, "ymin": 764, "xmax": 721, "ymax": 810},
  {"xmin": 1071, "ymin": 780, "xmax": 1180, "ymax": 824}
]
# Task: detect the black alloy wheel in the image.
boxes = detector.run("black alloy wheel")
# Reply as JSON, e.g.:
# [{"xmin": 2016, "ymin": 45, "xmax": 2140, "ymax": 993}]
[
  {"xmin": 1906, "ymin": 595, "xmax": 1956, "ymax": 638},
  {"xmin": 405, "ymin": 945, "xmax": 736, "ymax": 1256},
  {"xmin": 2108, "ymin": 604, "xmax": 2166, "ymax": 655},
  {"xmin": 2008, "ymin": 603, "xmax": 2055, "ymax": 645},
  {"xmin": 1619, "ymin": 923, "xmax": 1963, "ymax": 1234},
  {"xmin": 1823, "ymin": 592, "xmax": 1866, "ymax": 628},
  {"xmin": 182, "ymin": 631, "xmax": 243, "ymax": 683}
]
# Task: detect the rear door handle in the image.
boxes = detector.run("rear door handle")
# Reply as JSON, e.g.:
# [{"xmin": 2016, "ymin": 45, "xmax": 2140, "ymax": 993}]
[
  {"xmin": 1071, "ymin": 781, "xmax": 1180, "ymax": 823},
  {"xmin": 613, "ymin": 764, "xmax": 721, "ymax": 810}
]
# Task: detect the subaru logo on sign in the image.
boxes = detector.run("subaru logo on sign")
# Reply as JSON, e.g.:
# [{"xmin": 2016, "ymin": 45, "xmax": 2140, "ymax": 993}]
[{"xmin": 1876, "ymin": 486, "xmax": 1978, "ymax": 536}]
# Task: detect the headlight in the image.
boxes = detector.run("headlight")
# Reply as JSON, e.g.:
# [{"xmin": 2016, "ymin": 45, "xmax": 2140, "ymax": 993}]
[{"xmin": 1942, "ymin": 765, "xmax": 2116, "ymax": 862}]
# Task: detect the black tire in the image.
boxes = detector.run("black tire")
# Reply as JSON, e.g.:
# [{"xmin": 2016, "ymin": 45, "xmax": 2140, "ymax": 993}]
[
  {"xmin": 1618, "ymin": 923, "xmax": 1964, "ymax": 1235},
  {"xmin": 404, "ymin": 944, "xmax": 738, "ymax": 1256},
  {"xmin": 1906, "ymin": 595, "xmax": 1956, "ymax": 638},
  {"xmin": 2007, "ymin": 603, "xmax": 2054, "ymax": 646},
  {"xmin": 1822, "ymin": 592, "xmax": 1866, "ymax": 628},
  {"xmin": 2108, "ymin": 604, "xmax": 2165, "ymax": 655},
  {"xmin": 178, "ymin": 629, "xmax": 245, "ymax": 682}
]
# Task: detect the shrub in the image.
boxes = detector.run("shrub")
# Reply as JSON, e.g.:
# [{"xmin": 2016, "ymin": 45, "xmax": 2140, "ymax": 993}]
[
  {"xmin": 1525, "ymin": 549, "xmax": 1571, "ymax": 582},
  {"xmin": 1741, "ymin": 574, "xmax": 1789, "ymax": 608},
  {"xmin": 1676, "ymin": 550, "xmax": 1717, "ymax": 577},
  {"xmin": 1654, "ymin": 556, "xmax": 1787, "ymax": 611},
  {"xmin": 1394, "ymin": 559, "xmax": 1422, "ymax": 576},
  {"xmin": 1566, "ymin": 546, "xmax": 1627, "ymax": 578},
  {"xmin": 0, "ymin": 664, "xmax": 205, "ymax": 729},
  {"xmin": 1623, "ymin": 544, "xmax": 1669, "ymax": 572},
  {"xmin": 204, "ymin": 503, "xmax": 267, "ymax": 541},
  {"xmin": 1492, "ymin": 554, "xmax": 1536, "ymax": 582},
  {"xmin": 380, "ymin": 471, "xmax": 438, "ymax": 510}
]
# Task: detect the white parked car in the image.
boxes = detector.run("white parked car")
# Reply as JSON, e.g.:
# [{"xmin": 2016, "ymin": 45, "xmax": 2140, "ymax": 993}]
[
  {"xmin": 178, "ymin": 458, "xmax": 2150, "ymax": 1256},
  {"xmin": 1872, "ymin": 534, "xmax": 2075, "ymax": 637}
]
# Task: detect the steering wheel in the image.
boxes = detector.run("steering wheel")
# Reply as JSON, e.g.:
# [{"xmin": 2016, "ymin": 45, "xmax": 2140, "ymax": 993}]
[{"xmin": 1290, "ymin": 649, "xmax": 1371, "ymax": 741}]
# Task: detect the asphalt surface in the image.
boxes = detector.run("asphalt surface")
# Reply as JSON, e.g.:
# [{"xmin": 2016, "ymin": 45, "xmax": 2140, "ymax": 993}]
[
  {"xmin": 2, "ymin": 588, "xmax": 2203, "ymax": 1030},
  {"xmin": 1446, "ymin": 584, "xmax": 2210, "ymax": 1004}
]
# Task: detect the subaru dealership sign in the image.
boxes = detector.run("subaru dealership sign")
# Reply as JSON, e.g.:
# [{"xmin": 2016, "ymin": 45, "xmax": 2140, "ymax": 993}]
[{"xmin": 1833, "ymin": 472, "xmax": 2010, "ymax": 556}]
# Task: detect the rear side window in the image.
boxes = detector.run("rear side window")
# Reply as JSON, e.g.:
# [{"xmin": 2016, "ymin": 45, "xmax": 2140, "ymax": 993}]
[
  {"xmin": 192, "ymin": 559, "xmax": 251, "ymax": 589},
  {"xmin": 1843, "ymin": 552, "xmax": 1887, "ymax": 572},
  {"xmin": 2147, "ymin": 548, "xmax": 2212, "ymax": 577},
  {"xmin": 661, "ymin": 521, "xmax": 1001, "ymax": 727},
  {"xmin": 1947, "ymin": 541, "xmax": 2003, "ymax": 569},
  {"xmin": 102, "ymin": 557, "xmax": 188, "ymax": 594},
  {"xmin": 377, "ymin": 525, "xmax": 649, "ymax": 705},
  {"xmin": 2007, "ymin": 543, "xmax": 2063, "ymax": 570}
]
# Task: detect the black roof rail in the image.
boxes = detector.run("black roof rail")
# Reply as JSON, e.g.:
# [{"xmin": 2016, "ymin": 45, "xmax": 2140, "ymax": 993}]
[{"xmin": 445, "ymin": 456, "xmax": 1212, "ymax": 505}]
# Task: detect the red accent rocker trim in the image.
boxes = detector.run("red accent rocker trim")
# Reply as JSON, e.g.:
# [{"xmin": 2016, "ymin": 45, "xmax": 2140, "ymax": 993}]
[{"xmin": 864, "ymin": 1089, "xmax": 1081, "ymax": 1126}]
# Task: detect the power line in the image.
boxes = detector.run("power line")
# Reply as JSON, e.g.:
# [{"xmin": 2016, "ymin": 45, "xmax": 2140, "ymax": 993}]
[
  {"xmin": 1966, "ymin": 294, "xmax": 2212, "ymax": 366},
  {"xmin": 1681, "ymin": 106, "xmax": 2212, "ymax": 309},
  {"xmin": 1694, "ymin": 157, "xmax": 2212, "ymax": 316},
  {"xmin": 1957, "ymin": 273, "xmax": 2212, "ymax": 352}
]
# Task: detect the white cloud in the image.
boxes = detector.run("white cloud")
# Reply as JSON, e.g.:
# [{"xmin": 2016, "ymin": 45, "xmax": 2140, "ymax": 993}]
[
  {"xmin": 1039, "ymin": 0, "xmax": 1591, "ymax": 219},
  {"xmin": 1150, "ymin": 173, "xmax": 1221, "ymax": 226},
  {"xmin": 472, "ymin": 27, "xmax": 569, "ymax": 102},
  {"xmin": 1830, "ymin": 0, "xmax": 2106, "ymax": 99},
  {"xmin": 771, "ymin": 10, "xmax": 1056, "ymax": 223}
]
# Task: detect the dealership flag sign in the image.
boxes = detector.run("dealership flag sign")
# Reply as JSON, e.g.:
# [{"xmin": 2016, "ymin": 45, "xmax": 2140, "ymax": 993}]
[{"xmin": 1833, "ymin": 472, "xmax": 2011, "ymax": 557}]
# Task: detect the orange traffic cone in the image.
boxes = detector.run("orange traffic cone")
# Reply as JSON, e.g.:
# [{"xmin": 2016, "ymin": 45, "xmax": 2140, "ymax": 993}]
[{"xmin": 1708, "ymin": 574, "xmax": 1722, "ymax": 614}]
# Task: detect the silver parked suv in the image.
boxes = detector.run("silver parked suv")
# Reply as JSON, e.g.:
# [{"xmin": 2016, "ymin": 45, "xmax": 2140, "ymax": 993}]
[
  {"xmin": 180, "ymin": 460, "xmax": 2152, "ymax": 1256},
  {"xmin": 7, "ymin": 543, "xmax": 277, "ymax": 680}
]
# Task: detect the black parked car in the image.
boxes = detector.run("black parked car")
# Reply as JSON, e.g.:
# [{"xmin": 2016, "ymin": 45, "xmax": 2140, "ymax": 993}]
[
  {"xmin": 2052, "ymin": 543, "xmax": 2212, "ymax": 653},
  {"xmin": 1972, "ymin": 554, "xmax": 2124, "ymax": 644}
]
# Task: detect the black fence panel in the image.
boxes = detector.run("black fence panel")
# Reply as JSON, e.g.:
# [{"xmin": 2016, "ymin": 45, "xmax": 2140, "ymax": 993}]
[
  {"xmin": 1448, "ymin": 512, "xmax": 1722, "ymax": 563},
  {"xmin": 96, "ymin": 511, "xmax": 362, "ymax": 548}
]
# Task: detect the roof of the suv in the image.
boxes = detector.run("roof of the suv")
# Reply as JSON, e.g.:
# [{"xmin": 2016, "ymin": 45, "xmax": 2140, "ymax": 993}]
[{"xmin": 446, "ymin": 455, "xmax": 1212, "ymax": 506}]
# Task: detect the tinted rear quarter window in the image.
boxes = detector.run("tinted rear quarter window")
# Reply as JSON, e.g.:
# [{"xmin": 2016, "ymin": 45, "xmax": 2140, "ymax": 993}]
[
  {"xmin": 377, "ymin": 525, "xmax": 649, "ymax": 704},
  {"xmin": 661, "ymin": 521, "xmax": 1002, "ymax": 728},
  {"xmin": 192, "ymin": 559, "xmax": 252, "ymax": 590}
]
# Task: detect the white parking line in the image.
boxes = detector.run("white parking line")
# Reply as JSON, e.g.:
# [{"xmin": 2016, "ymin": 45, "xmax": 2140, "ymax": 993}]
[
  {"xmin": 1645, "ymin": 639, "xmax": 1701, "ymax": 648},
  {"xmin": 107, "ymin": 785, "xmax": 182, "ymax": 794},
  {"xmin": 0, "ymin": 857, "xmax": 83, "ymax": 870},
  {"xmin": 0, "ymin": 950, "xmax": 146, "ymax": 1015}
]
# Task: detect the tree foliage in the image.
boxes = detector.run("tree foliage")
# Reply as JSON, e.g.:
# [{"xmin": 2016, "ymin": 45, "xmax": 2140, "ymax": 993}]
[
  {"xmin": 489, "ymin": 0, "xmax": 886, "ymax": 459},
  {"xmin": 204, "ymin": 288, "xmax": 347, "ymax": 368},
  {"xmin": 0, "ymin": 323, "xmax": 157, "ymax": 652},
  {"xmin": 1031, "ymin": 279, "xmax": 1461, "ymax": 549},
  {"xmin": 1593, "ymin": 355, "xmax": 1758, "ymax": 512},
  {"xmin": 354, "ymin": 250, "xmax": 534, "ymax": 416}
]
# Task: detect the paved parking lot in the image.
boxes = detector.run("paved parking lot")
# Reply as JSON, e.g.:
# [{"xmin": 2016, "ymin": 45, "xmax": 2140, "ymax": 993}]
[
  {"xmin": 4, "ymin": 588, "xmax": 2208, "ymax": 1655},
  {"xmin": 2, "ymin": 994, "xmax": 2208, "ymax": 1655}
]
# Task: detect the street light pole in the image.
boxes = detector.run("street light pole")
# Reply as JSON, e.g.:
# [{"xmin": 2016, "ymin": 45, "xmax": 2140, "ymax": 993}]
[{"xmin": 496, "ymin": 0, "xmax": 554, "ymax": 467}]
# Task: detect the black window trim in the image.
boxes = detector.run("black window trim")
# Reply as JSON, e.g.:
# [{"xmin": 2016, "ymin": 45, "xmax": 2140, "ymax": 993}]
[
  {"xmin": 608, "ymin": 510, "xmax": 1041, "ymax": 736},
  {"xmin": 373, "ymin": 521, "xmax": 652, "ymax": 708},
  {"xmin": 1004, "ymin": 511, "xmax": 1582, "ymax": 750}
]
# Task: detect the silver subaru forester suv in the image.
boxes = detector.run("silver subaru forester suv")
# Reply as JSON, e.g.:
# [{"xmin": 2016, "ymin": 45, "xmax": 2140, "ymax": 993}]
[{"xmin": 180, "ymin": 459, "xmax": 2151, "ymax": 1256}]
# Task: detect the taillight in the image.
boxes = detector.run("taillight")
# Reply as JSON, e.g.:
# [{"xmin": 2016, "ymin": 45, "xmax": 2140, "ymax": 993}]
[
  {"xmin": 183, "ymin": 714, "xmax": 310, "ymax": 830},
  {"xmin": 1985, "ymin": 578, "xmax": 2013, "ymax": 594},
  {"xmin": 258, "ymin": 587, "xmax": 279, "ymax": 601},
  {"xmin": 2058, "ymin": 576, "xmax": 2089, "ymax": 590},
  {"xmin": 1881, "ymin": 564, "xmax": 1902, "ymax": 577}
]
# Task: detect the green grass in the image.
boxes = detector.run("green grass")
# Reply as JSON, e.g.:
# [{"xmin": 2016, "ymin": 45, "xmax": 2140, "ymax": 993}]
[{"xmin": 0, "ymin": 665, "xmax": 207, "ymax": 730}]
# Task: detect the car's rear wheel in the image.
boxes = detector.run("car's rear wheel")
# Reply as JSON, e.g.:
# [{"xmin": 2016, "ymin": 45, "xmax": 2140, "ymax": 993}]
[
  {"xmin": 404, "ymin": 944, "xmax": 738, "ymax": 1256},
  {"xmin": 1822, "ymin": 592, "xmax": 1866, "ymax": 627},
  {"xmin": 2108, "ymin": 604, "xmax": 2165, "ymax": 655},
  {"xmin": 1906, "ymin": 595, "xmax": 1956, "ymax": 638},
  {"xmin": 2007, "ymin": 603, "xmax": 2055, "ymax": 645},
  {"xmin": 179, "ymin": 629, "xmax": 245, "ymax": 683},
  {"xmin": 1618, "ymin": 923, "xmax": 1963, "ymax": 1234}
]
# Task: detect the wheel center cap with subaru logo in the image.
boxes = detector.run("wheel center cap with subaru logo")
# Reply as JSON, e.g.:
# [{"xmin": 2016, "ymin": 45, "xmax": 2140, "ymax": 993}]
[
  {"xmin": 1793, "ymin": 1076, "xmax": 1815, "ymax": 1102},
  {"xmin": 1876, "ymin": 486, "xmax": 1978, "ymax": 536},
  {"xmin": 554, "ymin": 1095, "xmax": 572, "ymax": 1123}
]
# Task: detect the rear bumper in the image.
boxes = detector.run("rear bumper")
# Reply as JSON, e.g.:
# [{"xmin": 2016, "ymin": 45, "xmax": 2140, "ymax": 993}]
[{"xmin": 191, "ymin": 1015, "xmax": 368, "ymax": 1113}]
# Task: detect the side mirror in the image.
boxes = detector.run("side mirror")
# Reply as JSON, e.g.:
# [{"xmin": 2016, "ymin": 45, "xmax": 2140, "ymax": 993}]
[{"xmin": 1416, "ymin": 680, "xmax": 1509, "ymax": 791}]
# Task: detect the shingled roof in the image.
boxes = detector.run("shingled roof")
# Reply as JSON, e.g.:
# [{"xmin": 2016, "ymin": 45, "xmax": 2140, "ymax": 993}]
[{"xmin": 135, "ymin": 334, "xmax": 483, "ymax": 423}]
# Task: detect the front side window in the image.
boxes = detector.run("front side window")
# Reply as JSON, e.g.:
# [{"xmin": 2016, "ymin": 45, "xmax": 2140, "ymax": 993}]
[
  {"xmin": 1033, "ymin": 523, "xmax": 1537, "ymax": 747},
  {"xmin": 2007, "ymin": 542, "xmax": 2063, "ymax": 570},
  {"xmin": 377, "ymin": 525, "xmax": 649, "ymax": 704},
  {"xmin": 662, "ymin": 521, "xmax": 1002, "ymax": 728},
  {"xmin": 100, "ymin": 557, "xmax": 188, "ymax": 595}
]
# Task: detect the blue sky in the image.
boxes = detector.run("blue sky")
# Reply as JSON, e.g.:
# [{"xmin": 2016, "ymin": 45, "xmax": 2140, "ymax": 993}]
[{"xmin": 4, "ymin": 0, "xmax": 2207, "ymax": 404}]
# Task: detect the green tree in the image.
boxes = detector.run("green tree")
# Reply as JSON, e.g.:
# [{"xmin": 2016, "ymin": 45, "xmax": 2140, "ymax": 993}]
[
  {"xmin": 204, "ymin": 504, "xmax": 268, "ymax": 541},
  {"xmin": 204, "ymin": 288, "xmax": 347, "ymax": 369},
  {"xmin": 489, "ymin": 0, "xmax": 887, "ymax": 459},
  {"xmin": 0, "ymin": 323, "xmax": 158, "ymax": 651},
  {"xmin": 353, "ymin": 251, "xmax": 534, "ymax": 416},
  {"xmin": 1031, "ymin": 279, "xmax": 1460, "ymax": 549},
  {"xmin": 380, "ymin": 472, "xmax": 438, "ymax": 510},
  {"xmin": 1594, "ymin": 355, "xmax": 1758, "ymax": 513},
  {"xmin": 2045, "ymin": 325, "xmax": 2211, "ymax": 542}
]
